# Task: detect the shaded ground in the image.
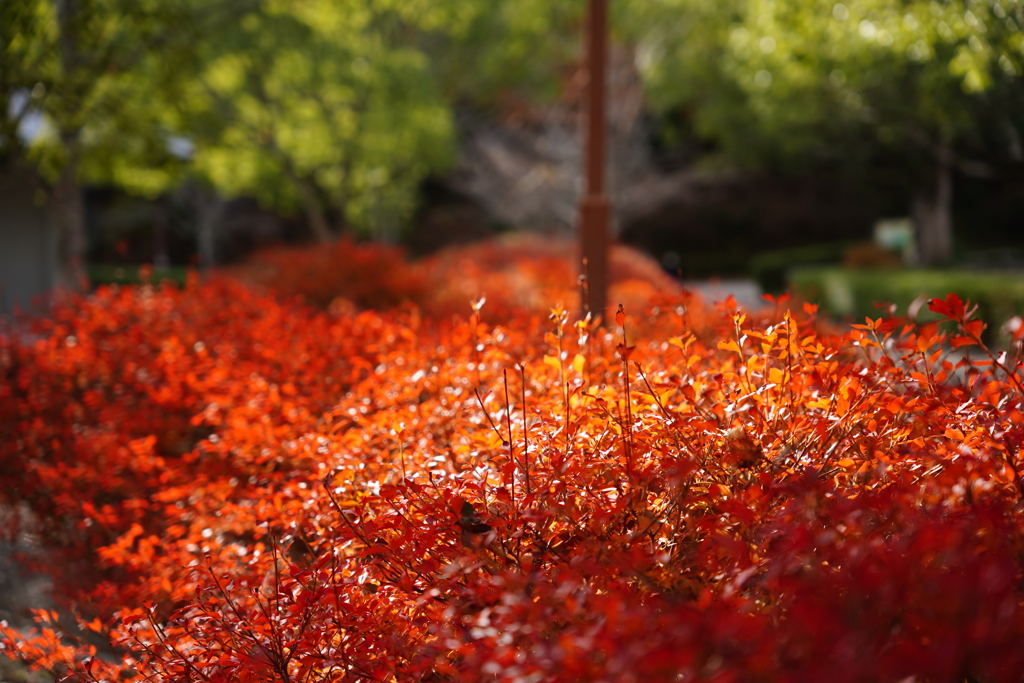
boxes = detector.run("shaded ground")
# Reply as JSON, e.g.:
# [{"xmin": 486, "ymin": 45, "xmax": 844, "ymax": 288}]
[
  {"xmin": 683, "ymin": 278, "xmax": 762, "ymax": 311},
  {"xmin": 0, "ymin": 530, "xmax": 53, "ymax": 683}
]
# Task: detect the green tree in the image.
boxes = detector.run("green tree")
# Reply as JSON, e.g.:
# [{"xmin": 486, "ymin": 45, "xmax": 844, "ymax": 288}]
[
  {"xmin": 2, "ymin": 0, "xmax": 463, "ymax": 289},
  {"xmin": 427, "ymin": 0, "xmax": 583, "ymax": 107},
  {"xmin": 170, "ymin": 0, "xmax": 456, "ymax": 243},
  {"xmin": 625, "ymin": 0, "xmax": 1024, "ymax": 264},
  {"xmin": 0, "ymin": 0, "xmax": 209, "ymax": 289}
]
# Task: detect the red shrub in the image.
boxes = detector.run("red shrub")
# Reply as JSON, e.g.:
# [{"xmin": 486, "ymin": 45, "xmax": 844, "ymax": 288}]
[
  {"xmin": 0, "ymin": 276, "xmax": 418, "ymax": 611},
  {"xmin": 417, "ymin": 233, "xmax": 683, "ymax": 322},
  {"xmin": 231, "ymin": 237, "xmax": 426, "ymax": 310},
  {"xmin": 2, "ymin": 248, "xmax": 1023, "ymax": 683},
  {"xmin": 227, "ymin": 234, "xmax": 684, "ymax": 326}
]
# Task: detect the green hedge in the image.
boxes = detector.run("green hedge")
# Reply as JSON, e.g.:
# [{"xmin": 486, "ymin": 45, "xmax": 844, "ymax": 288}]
[
  {"xmin": 789, "ymin": 266, "xmax": 1024, "ymax": 333},
  {"xmin": 749, "ymin": 242, "xmax": 854, "ymax": 293},
  {"xmin": 87, "ymin": 264, "xmax": 191, "ymax": 287}
]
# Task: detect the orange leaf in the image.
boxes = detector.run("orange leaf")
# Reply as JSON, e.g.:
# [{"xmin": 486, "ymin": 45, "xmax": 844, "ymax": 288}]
[{"xmin": 718, "ymin": 340, "xmax": 741, "ymax": 353}]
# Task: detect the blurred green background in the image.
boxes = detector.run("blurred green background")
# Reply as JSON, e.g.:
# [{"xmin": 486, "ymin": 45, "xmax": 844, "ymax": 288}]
[{"xmin": 2, "ymin": 0, "xmax": 1023, "ymax": 317}]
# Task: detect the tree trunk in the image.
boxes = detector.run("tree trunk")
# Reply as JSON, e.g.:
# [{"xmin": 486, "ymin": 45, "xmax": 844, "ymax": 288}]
[
  {"xmin": 196, "ymin": 198, "xmax": 225, "ymax": 272},
  {"xmin": 297, "ymin": 179, "xmax": 333, "ymax": 242},
  {"xmin": 51, "ymin": 165, "xmax": 88, "ymax": 292},
  {"xmin": 51, "ymin": 1, "xmax": 88, "ymax": 292},
  {"xmin": 912, "ymin": 145, "xmax": 954, "ymax": 267},
  {"xmin": 183, "ymin": 182, "xmax": 225, "ymax": 272},
  {"xmin": 153, "ymin": 197, "xmax": 171, "ymax": 270}
]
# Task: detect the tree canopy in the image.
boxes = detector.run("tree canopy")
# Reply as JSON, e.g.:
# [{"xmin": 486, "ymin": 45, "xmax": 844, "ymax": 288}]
[
  {"xmin": 624, "ymin": 0, "xmax": 1024, "ymax": 262},
  {"xmin": 1, "ymin": 0, "xmax": 470, "ymax": 288},
  {"xmin": 170, "ymin": 0, "xmax": 458, "ymax": 242},
  {"xmin": 628, "ymin": 0, "xmax": 1023, "ymax": 165},
  {"xmin": 1, "ymin": 0, "xmax": 196, "ymax": 286}
]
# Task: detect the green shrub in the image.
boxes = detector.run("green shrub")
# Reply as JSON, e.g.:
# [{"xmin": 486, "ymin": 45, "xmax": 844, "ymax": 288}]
[
  {"xmin": 790, "ymin": 266, "xmax": 1024, "ymax": 335},
  {"xmin": 749, "ymin": 242, "xmax": 854, "ymax": 293}
]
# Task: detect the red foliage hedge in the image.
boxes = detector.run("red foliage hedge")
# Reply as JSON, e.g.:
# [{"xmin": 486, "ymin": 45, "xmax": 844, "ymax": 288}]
[
  {"xmin": 231, "ymin": 238, "xmax": 427, "ymax": 311},
  {"xmin": 230, "ymin": 233, "xmax": 684, "ymax": 322},
  {"xmin": 3, "ymin": 240, "xmax": 1024, "ymax": 683},
  {"xmin": 414, "ymin": 233, "xmax": 683, "ymax": 321}
]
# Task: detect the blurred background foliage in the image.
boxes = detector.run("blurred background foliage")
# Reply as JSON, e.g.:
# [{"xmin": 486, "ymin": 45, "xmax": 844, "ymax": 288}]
[
  {"xmin": 626, "ymin": 0, "xmax": 1024, "ymax": 166},
  {"xmin": 1, "ymin": 0, "xmax": 1022, "ymax": 291},
  {"xmin": 621, "ymin": 0, "xmax": 1024, "ymax": 268}
]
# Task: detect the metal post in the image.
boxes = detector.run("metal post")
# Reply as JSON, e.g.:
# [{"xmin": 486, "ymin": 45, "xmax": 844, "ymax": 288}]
[{"xmin": 579, "ymin": 0, "xmax": 610, "ymax": 321}]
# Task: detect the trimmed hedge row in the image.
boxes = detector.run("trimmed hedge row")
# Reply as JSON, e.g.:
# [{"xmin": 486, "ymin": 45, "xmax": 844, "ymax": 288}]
[{"xmin": 790, "ymin": 266, "xmax": 1024, "ymax": 334}]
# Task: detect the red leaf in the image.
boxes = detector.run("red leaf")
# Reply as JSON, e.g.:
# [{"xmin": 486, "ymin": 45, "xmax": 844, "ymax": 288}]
[
  {"xmin": 963, "ymin": 318, "xmax": 985, "ymax": 339},
  {"xmin": 950, "ymin": 335, "xmax": 977, "ymax": 349},
  {"xmin": 929, "ymin": 293, "xmax": 964, "ymax": 320}
]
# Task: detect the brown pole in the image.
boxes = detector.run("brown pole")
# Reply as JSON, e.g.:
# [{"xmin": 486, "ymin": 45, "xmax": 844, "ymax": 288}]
[{"xmin": 579, "ymin": 0, "xmax": 610, "ymax": 321}]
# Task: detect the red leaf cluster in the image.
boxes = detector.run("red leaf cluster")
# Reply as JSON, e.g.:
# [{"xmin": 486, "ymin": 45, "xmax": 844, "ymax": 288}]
[{"xmin": 2, "ymin": 243, "xmax": 1024, "ymax": 683}]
